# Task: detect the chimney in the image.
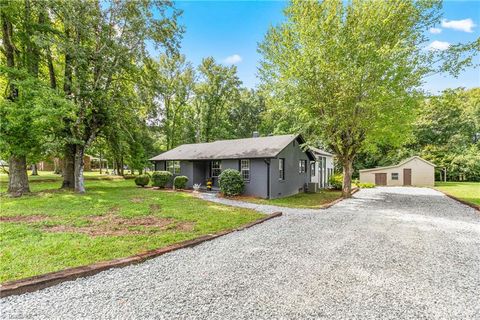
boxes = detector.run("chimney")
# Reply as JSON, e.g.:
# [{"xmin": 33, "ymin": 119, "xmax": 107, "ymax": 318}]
[{"xmin": 252, "ymin": 131, "xmax": 259, "ymax": 138}]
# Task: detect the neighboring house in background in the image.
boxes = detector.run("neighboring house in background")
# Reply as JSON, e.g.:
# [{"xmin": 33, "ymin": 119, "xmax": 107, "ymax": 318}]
[
  {"xmin": 359, "ymin": 156, "xmax": 436, "ymax": 187},
  {"xmin": 310, "ymin": 147, "xmax": 334, "ymax": 188},
  {"xmin": 37, "ymin": 155, "xmax": 107, "ymax": 172},
  {"xmin": 150, "ymin": 134, "xmax": 316, "ymax": 199}
]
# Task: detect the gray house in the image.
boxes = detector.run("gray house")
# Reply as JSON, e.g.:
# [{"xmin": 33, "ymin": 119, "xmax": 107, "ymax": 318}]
[{"xmin": 149, "ymin": 134, "xmax": 315, "ymax": 199}]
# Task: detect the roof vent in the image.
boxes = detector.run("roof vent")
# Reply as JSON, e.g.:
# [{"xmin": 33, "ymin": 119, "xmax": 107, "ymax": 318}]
[{"xmin": 252, "ymin": 131, "xmax": 259, "ymax": 138}]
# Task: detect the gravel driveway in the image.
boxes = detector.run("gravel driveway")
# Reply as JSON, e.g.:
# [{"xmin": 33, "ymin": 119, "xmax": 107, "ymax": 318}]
[{"xmin": 2, "ymin": 187, "xmax": 480, "ymax": 319}]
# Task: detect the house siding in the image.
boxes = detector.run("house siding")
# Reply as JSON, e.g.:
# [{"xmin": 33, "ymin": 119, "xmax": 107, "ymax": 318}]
[
  {"xmin": 269, "ymin": 140, "xmax": 311, "ymax": 199},
  {"xmin": 151, "ymin": 138, "xmax": 313, "ymax": 199},
  {"xmin": 311, "ymin": 155, "xmax": 334, "ymax": 188}
]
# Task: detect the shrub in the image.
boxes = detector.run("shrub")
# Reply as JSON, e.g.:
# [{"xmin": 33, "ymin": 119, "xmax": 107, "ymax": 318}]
[
  {"xmin": 218, "ymin": 169, "xmax": 244, "ymax": 196},
  {"xmin": 151, "ymin": 171, "xmax": 173, "ymax": 188},
  {"xmin": 173, "ymin": 176, "xmax": 189, "ymax": 189},
  {"xmin": 328, "ymin": 173, "xmax": 343, "ymax": 190},
  {"xmin": 358, "ymin": 182, "xmax": 375, "ymax": 188},
  {"xmin": 134, "ymin": 174, "xmax": 150, "ymax": 187}
]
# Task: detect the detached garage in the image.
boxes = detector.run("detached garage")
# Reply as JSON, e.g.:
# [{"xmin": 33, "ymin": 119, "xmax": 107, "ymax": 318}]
[{"xmin": 359, "ymin": 156, "xmax": 436, "ymax": 187}]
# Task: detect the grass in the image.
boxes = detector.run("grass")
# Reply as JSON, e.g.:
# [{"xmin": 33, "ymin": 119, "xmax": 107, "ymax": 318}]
[
  {"xmin": 236, "ymin": 190, "xmax": 343, "ymax": 209},
  {"xmin": 0, "ymin": 170, "xmax": 126, "ymax": 183},
  {"xmin": 435, "ymin": 182, "xmax": 480, "ymax": 206},
  {"xmin": 0, "ymin": 177, "xmax": 263, "ymax": 282}
]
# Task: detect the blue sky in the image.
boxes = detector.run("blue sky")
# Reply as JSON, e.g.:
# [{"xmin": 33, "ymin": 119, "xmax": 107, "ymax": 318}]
[{"xmin": 171, "ymin": 1, "xmax": 479, "ymax": 93}]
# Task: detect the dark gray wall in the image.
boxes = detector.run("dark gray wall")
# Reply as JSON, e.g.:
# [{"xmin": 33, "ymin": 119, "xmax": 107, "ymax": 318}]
[
  {"xmin": 244, "ymin": 159, "xmax": 269, "ymax": 198},
  {"xmin": 269, "ymin": 139, "xmax": 311, "ymax": 199},
  {"xmin": 153, "ymin": 142, "xmax": 310, "ymax": 199}
]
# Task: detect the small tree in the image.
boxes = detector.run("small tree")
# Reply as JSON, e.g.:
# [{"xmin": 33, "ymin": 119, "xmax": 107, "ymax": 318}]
[{"xmin": 218, "ymin": 169, "xmax": 244, "ymax": 196}]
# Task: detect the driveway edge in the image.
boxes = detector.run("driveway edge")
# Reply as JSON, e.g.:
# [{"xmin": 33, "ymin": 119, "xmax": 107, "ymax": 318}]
[
  {"xmin": 435, "ymin": 189, "xmax": 480, "ymax": 212},
  {"xmin": 319, "ymin": 187, "xmax": 359, "ymax": 209},
  {"xmin": 0, "ymin": 212, "xmax": 282, "ymax": 298}
]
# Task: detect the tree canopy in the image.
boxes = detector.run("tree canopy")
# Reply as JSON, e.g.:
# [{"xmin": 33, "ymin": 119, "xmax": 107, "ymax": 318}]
[{"xmin": 258, "ymin": 0, "xmax": 478, "ymax": 196}]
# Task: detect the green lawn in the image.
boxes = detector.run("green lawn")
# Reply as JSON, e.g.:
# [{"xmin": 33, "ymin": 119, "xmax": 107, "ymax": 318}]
[
  {"xmin": 0, "ymin": 177, "xmax": 263, "ymax": 282},
  {"xmin": 236, "ymin": 190, "xmax": 342, "ymax": 209},
  {"xmin": 435, "ymin": 182, "xmax": 480, "ymax": 206},
  {"xmin": 0, "ymin": 170, "xmax": 126, "ymax": 183}
]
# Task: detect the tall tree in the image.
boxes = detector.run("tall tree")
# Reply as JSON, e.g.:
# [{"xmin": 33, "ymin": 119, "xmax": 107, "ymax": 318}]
[
  {"xmin": 144, "ymin": 53, "xmax": 195, "ymax": 150},
  {"xmin": 1, "ymin": 0, "xmax": 70, "ymax": 196},
  {"xmin": 259, "ymin": 0, "xmax": 479, "ymax": 197},
  {"xmin": 194, "ymin": 57, "xmax": 242, "ymax": 142},
  {"xmin": 229, "ymin": 89, "xmax": 266, "ymax": 138},
  {"xmin": 54, "ymin": 0, "xmax": 182, "ymax": 192}
]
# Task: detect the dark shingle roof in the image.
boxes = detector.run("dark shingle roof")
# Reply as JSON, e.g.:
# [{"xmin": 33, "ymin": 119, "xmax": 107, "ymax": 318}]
[
  {"xmin": 309, "ymin": 147, "xmax": 333, "ymax": 157},
  {"xmin": 150, "ymin": 134, "xmax": 313, "ymax": 161}
]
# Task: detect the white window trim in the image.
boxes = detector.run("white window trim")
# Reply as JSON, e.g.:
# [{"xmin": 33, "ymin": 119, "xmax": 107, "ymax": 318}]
[
  {"xmin": 211, "ymin": 160, "xmax": 221, "ymax": 177},
  {"xmin": 240, "ymin": 159, "xmax": 250, "ymax": 181},
  {"xmin": 279, "ymin": 158, "xmax": 285, "ymax": 181},
  {"xmin": 167, "ymin": 160, "xmax": 180, "ymax": 174}
]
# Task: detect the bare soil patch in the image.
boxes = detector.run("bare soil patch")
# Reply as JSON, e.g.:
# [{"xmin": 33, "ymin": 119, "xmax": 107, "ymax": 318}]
[
  {"xmin": 0, "ymin": 215, "xmax": 49, "ymax": 223},
  {"xmin": 149, "ymin": 203, "xmax": 161, "ymax": 213},
  {"xmin": 42, "ymin": 213, "xmax": 188, "ymax": 236}
]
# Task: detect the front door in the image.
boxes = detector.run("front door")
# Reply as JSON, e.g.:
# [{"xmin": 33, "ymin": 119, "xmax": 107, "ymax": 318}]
[
  {"xmin": 403, "ymin": 168, "xmax": 412, "ymax": 186},
  {"xmin": 375, "ymin": 173, "xmax": 387, "ymax": 186}
]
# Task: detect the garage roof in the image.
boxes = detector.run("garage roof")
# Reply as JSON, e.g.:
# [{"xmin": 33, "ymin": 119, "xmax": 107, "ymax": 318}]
[{"xmin": 359, "ymin": 156, "xmax": 436, "ymax": 172}]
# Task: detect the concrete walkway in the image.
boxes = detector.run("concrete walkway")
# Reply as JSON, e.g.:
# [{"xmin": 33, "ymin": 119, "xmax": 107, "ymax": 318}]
[{"xmin": 2, "ymin": 187, "xmax": 479, "ymax": 319}]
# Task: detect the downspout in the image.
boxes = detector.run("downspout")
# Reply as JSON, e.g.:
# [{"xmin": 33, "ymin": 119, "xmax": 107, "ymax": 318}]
[{"xmin": 264, "ymin": 158, "xmax": 270, "ymax": 199}]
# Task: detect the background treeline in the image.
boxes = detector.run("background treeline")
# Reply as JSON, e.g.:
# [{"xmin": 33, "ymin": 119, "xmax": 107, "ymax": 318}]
[
  {"xmin": 0, "ymin": 0, "xmax": 265, "ymax": 195},
  {"xmin": 354, "ymin": 88, "xmax": 480, "ymax": 181},
  {"xmin": 1, "ymin": 0, "xmax": 479, "ymax": 197}
]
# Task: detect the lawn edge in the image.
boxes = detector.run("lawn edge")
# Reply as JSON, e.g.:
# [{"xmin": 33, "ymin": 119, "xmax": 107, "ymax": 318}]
[
  {"xmin": 222, "ymin": 189, "xmax": 356, "ymax": 209},
  {"xmin": 434, "ymin": 188, "xmax": 480, "ymax": 212},
  {"xmin": 0, "ymin": 211, "xmax": 282, "ymax": 298},
  {"xmin": 319, "ymin": 187, "xmax": 360, "ymax": 209}
]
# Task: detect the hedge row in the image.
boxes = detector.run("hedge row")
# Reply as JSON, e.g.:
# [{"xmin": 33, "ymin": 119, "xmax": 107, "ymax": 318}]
[{"xmin": 134, "ymin": 171, "xmax": 189, "ymax": 189}]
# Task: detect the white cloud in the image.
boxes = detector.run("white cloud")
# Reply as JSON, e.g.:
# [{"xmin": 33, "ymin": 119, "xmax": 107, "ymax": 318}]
[
  {"xmin": 427, "ymin": 40, "xmax": 451, "ymax": 51},
  {"xmin": 223, "ymin": 54, "xmax": 242, "ymax": 65},
  {"xmin": 441, "ymin": 18, "xmax": 476, "ymax": 33},
  {"xmin": 429, "ymin": 27, "xmax": 442, "ymax": 34}
]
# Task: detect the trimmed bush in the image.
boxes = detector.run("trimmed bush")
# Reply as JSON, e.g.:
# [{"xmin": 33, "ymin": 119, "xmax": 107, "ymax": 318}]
[
  {"xmin": 328, "ymin": 173, "xmax": 343, "ymax": 190},
  {"xmin": 218, "ymin": 169, "xmax": 244, "ymax": 196},
  {"xmin": 358, "ymin": 182, "xmax": 375, "ymax": 188},
  {"xmin": 134, "ymin": 174, "xmax": 150, "ymax": 187},
  {"xmin": 173, "ymin": 175, "xmax": 189, "ymax": 189},
  {"xmin": 151, "ymin": 171, "xmax": 173, "ymax": 188}
]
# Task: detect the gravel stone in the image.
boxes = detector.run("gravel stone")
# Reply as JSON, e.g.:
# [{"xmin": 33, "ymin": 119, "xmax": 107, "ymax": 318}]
[{"xmin": 2, "ymin": 187, "xmax": 479, "ymax": 319}]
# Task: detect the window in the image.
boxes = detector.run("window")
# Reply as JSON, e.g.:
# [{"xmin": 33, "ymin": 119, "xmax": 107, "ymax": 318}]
[
  {"xmin": 166, "ymin": 161, "xmax": 180, "ymax": 174},
  {"xmin": 299, "ymin": 160, "xmax": 307, "ymax": 173},
  {"xmin": 391, "ymin": 173, "xmax": 399, "ymax": 180},
  {"xmin": 310, "ymin": 162, "xmax": 316, "ymax": 176},
  {"xmin": 240, "ymin": 159, "xmax": 250, "ymax": 181},
  {"xmin": 279, "ymin": 158, "xmax": 285, "ymax": 180},
  {"xmin": 211, "ymin": 160, "xmax": 221, "ymax": 177}
]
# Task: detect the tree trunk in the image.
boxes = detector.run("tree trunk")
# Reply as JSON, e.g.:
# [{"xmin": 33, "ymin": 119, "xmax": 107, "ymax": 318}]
[
  {"xmin": 8, "ymin": 155, "xmax": 30, "ymax": 196},
  {"xmin": 74, "ymin": 145, "xmax": 86, "ymax": 193},
  {"xmin": 61, "ymin": 144, "xmax": 75, "ymax": 189},
  {"xmin": 99, "ymin": 151, "xmax": 103, "ymax": 174},
  {"xmin": 53, "ymin": 158, "xmax": 61, "ymax": 174},
  {"xmin": 120, "ymin": 157, "xmax": 125, "ymax": 177},
  {"xmin": 342, "ymin": 159, "xmax": 353, "ymax": 198},
  {"xmin": 31, "ymin": 163, "xmax": 38, "ymax": 175}
]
